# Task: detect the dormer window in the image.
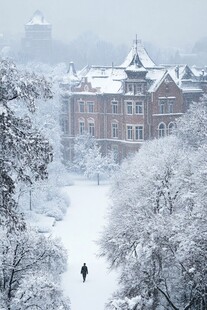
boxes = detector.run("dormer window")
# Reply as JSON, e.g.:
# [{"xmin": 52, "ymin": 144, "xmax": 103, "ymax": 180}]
[
  {"xmin": 135, "ymin": 84, "xmax": 142, "ymax": 94},
  {"xmin": 128, "ymin": 84, "xmax": 133, "ymax": 93}
]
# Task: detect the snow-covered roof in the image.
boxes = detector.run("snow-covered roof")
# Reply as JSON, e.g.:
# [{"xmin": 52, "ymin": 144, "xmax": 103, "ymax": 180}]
[
  {"xmin": 166, "ymin": 65, "xmax": 195, "ymax": 84},
  {"xmin": 26, "ymin": 10, "xmax": 50, "ymax": 26},
  {"xmin": 62, "ymin": 40, "xmax": 203, "ymax": 96},
  {"xmin": 62, "ymin": 62, "xmax": 80, "ymax": 85},
  {"xmin": 80, "ymin": 66, "xmax": 124, "ymax": 94},
  {"xmin": 120, "ymin": 42, "xmax": 156, "ymax": 68},
  {"xmin": 147, "ymin": 69, "xmax": 168, "ymax": 92},
  {"xmin": 125, "ymin": 64, "xmax": 147, "ymax": 73},
  {"xmin": 191, "ymin": 66, "xmax": 207, "ymax": 80}
]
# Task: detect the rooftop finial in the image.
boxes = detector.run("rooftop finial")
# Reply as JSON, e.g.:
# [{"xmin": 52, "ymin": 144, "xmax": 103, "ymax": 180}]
[{"xmin": 134, "ymin": 35, "xmax": 142, "ymax": 53}]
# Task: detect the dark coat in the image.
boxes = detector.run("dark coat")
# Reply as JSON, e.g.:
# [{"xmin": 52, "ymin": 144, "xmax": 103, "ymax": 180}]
[{"xmin": 81, "ymin": 265, "xmax": 88, "ymax": 276}]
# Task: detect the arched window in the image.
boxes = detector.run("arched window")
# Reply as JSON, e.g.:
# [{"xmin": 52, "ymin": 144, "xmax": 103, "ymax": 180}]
[
  {"xmin": 79, "ymin": 118, "xmax": 85, "ymax": 135},
  {"xmin": 158, "ymin": 123, "xmax": 166, "ymax": 138},
  {"xmin": 168, "ymin": 122, "xmax": 174, "ymax": 135},
  {"xmin": 88, "ymin": 118, "xmax": 95, "ymax": 137}
]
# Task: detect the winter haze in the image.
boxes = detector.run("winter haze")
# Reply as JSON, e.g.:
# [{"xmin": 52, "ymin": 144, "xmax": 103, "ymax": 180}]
[{"xmin": 1, "ymin": 0, "xmax": 207, "ymax": 48}]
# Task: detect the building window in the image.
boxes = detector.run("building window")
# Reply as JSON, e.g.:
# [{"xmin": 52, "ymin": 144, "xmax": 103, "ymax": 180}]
[
  {"xmin": 88, "ymin": 122, "xmax": 95, "ymax": 136},
  {"xmin": 158, "ymin": 123, "xmax": 166, "ymax": 138},
  {"xmin": 135, "ymin": 101, "xmax": 143, "ymax": 114},
  {"xmin": 112, "ymin": 101, "xmax": 118, "ymax": 114},
  {"xmin": 60, "ymin": 117, "xmax": 69, "ymax": 134},
  {"xmin": 87, "ymin": 101, "xmax": 94, "ymax": 113},
  {"xmin": 127, "ymin": 125, "xmax": 133, "ymax": 140},
  {"xmin": 79, "ymin": 101, "xmax": 85, "ymax": 113},
  {"xmin": 128, "ymin": 84, "xmax": 133, "ymax": 93},
  {"xmin": 168, "ymin": 122, "xmax": 174, "ymax": 135},
  {"xmin": 168, "ymin": 99, "xmax": 175, "ymax": 113},
  {"xmin": 112, "ymin": 123, "xmax": 118, "ymax": 138},
  {"xmin": 79, "ymin": 121, "xmax": 85, "ymax": 135},
  {"xmin": 135, "ymin": 126, "xmax": 144, "ymax": 140},
  {"xmin": 126, "ymin": 101, "xmax": 133, "ymax": 115},
  {"xmin": 135, "ymin": 84, "xmax": 142, "ymax": 94},
  {"xmin": 159, "ymin": 99, "xmax": 167, "ymax": 114}
]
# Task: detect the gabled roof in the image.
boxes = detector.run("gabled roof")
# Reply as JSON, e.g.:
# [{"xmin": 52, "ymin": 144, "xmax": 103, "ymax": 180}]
[
  {"xmin": 167, "ymin": 65, "xmax": 196, "ymax": 83},
  {"xmin": 191, "ymin": 66, "xmax": 207, "ymax": 79},
  {"xmin": 61, "ymin": 62, "xmax": 80, "ymax": 85},
  {"xmin": 120, "ymin": 41, "xmax": 156, "ymax": 68},
  {"xmin": 147, "ymin": 69, "xmax": 168, "ymax": 92},
  {"xmin": 26, "ymin": 10, "xmax": 50, "ymax": 26}
]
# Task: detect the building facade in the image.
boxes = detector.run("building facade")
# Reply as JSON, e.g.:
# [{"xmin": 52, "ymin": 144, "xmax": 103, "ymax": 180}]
[
  {"xmin": 22, "ymin": 10, "xmax": 52, "ymax": 63},
  {"xmin": 60, "ymin": 42, "xmax": 206, "ymax": 162}
]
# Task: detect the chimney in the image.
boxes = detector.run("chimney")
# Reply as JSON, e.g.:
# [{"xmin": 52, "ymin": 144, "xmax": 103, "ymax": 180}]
[{"xmin": 175, "ymin": 66, "xmax": 179, "ymax": 79}]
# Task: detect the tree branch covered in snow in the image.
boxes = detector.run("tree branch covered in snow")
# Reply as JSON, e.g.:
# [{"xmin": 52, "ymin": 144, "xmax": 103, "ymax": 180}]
[
  {"xmin": 99, "ymin": 97, "xmax": 207, "ymax": 309},
  {"xmin": 0, "ymin": 59, "xmax": 70, "ymax": 309}
]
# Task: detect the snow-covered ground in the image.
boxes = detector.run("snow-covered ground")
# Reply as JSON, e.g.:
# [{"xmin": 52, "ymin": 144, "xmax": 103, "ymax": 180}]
[{"xmin": 53, "ymin": 176, "xmax": 118, "ymax": 310}]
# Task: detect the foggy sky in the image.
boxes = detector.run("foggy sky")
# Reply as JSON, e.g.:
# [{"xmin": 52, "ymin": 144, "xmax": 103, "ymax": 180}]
[{"xmin": 1, "ymin": 0, "xmax": 207, "ymax": 48}]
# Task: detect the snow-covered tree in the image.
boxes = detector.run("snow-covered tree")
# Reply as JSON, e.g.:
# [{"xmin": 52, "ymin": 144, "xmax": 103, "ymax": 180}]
[
  {"xmin": 175, "ymin": 96, "xmax": 207, "ymax": 149},
  {"xmin": 13, "ymin": 79, "xmax": 71, "ymax": 221},
  {"xmin": 73, "ymin": 133, "xmax": 95, "ymax": 173},
  {"xmin": 99, "ymin": 135, "xmax": 207, "ymax": 309},
  {"xmin": 0, "ymin": 60, "xmax": 70, "ymax": 309},
  {"xmin": 0, "ymin": 59, "xmax": 53, "ymax": 228},
  {"xmin": 0, "ymin": 227, "xmax": 69, "ymax": 310},
  {"xmin": 73, "ymin": 133, "xmax": 118, "ymax": 185}
]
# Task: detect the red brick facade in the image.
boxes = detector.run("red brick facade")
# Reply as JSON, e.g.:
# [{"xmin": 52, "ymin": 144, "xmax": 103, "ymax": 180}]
[{"xmin": 60, "ymin": 44, "xmax": 205, "ymax": 162}]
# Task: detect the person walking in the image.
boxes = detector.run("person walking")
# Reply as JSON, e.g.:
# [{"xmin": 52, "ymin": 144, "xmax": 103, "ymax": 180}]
[{"xmin": 81, "ymin": 263, "xmax": 88, "ymax": 282}]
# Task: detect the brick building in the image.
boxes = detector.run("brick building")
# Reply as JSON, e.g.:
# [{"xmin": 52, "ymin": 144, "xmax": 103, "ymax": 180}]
[{"xmin": 60, "ymin": 41, "xmax": 206, "ymax": 162}]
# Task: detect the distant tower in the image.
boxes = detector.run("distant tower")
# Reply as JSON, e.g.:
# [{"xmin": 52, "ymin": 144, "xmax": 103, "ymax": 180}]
[{"xmin": 22, "ymin": 10, "xmax": 52, "ymax": 62}]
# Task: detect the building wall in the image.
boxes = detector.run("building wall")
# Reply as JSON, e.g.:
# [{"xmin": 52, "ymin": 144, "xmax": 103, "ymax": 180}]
[
  {"xmin": 60, "ymin": 73, "xmax": 204, "ymax": 162},
  {"xmin": 150, "ymin": 74, "xmax": 183, "ymax": 139}
]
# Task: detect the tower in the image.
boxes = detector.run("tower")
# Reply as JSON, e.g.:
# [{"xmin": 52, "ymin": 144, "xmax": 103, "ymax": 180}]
[{"xmin": 22, "ymin": 10, "xmax": 52, "ymax": 63}]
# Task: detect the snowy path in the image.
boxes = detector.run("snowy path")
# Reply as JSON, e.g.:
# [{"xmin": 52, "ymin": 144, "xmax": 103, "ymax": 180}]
[{"xmin": 53, "ymin": 178, "xmax": 117, "ymax": 310}]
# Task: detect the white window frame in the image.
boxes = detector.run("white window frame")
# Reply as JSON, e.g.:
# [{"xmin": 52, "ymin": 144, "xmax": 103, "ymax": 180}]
[
  {"xmin": 112, "ymin": 123, "xmax": 118, "ymax": 138},
  {"xmin": 79, "ymin": 101, "xmax": 85, "ymax": 113},
  {"xmin": 135, "ymin": 125, "xmax": 144, "ymax": 140},
  {"xmin": 79, "ymin": 120, "xmax": 85, "ymax": 135},
  {"xmin": 126, "ymin": 101, "xmax": 133, "ymax": 115},
  {"xmin": 135, "ymin": 101, "xmax": 143, "ymax": 114},
  {"xmin": 87, "ymin": 101, "xmax": 94, "ymax": 113},
  {"xmin": 158, "ymin": 122, "xmax": 166, "ymax": 138},
  {"xmin": 168, "ymin": 122, "xmax": 174, "ymax": 135},
  {"xmin": 127, "ymin": 83, "xmax": 133, "ymax": 93},
  {"xmin": 135, "ymin": 84, "xmax": 142, "ymax": 94},
  {"xmin": 159, "ymin": 99, "xmax": 167, "ymax": 114},
  {"xmin": 168, "ymin": 99, "xmax": 175, "ymax": 113},
  {"xmin": 60, "ymin": 117, "xmax": 69, "ymax": 134},
  {"xmin": 112, "ymin": 100, "xmax": 118, "ymax": 114},
  {"xmin": 88, "ymin": 121, "xmax": 95, "ymax": 137},
  {"xmin": 127, "ymin": 125, "xmax": 133, "ymax": 140}
]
